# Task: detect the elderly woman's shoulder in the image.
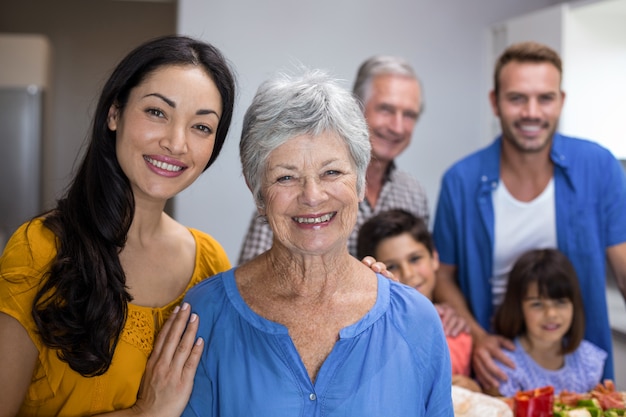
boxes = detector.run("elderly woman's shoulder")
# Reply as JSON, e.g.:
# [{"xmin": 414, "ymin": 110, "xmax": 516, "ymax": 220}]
[
  {"xmin": 383, "ymin": 279, "xmax": 447, "ymax": 351},
  {"xmin": 185, "ymin": 267, "xmax": 234, "ymax": 306},
  {"xmin": 387, "ymin": 279, "xmax": 440, "ymax": 319}
]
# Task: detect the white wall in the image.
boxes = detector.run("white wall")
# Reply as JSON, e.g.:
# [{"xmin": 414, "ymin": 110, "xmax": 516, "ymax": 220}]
[
  {"xmin": 562, "ymin": 0, "xmax": 626, "ymax": 159},
  {"xmin": 175, "ymin": 0, "xmax": 558, "ymax": 263}
]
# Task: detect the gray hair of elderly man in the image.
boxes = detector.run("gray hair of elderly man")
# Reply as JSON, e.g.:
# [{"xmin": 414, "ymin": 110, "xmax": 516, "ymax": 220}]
[
  {"xmin": 240, "ymin": 68, "xmax": 371, "ymax": 210},
  {"xmin": 352, "ymin": 55, "xmax": 423, "ymax": 113}
]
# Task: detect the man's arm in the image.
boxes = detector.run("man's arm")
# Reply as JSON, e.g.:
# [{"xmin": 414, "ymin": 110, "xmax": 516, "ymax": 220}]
[
  {"xmin": 607, "ymin": 242, "xmax": 626, "ymax": 302},
  {"xmin": 434, "ymin": 264, "xmax": 477, "ymax": 330},
  {"xmin": 434, "ymin": 263, "xmax": 515, "ymax": 391}
]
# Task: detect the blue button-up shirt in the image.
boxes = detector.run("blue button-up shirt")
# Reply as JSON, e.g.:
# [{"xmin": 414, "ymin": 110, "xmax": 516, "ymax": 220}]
[{"xmin": 433, "ymin": 133, "xmax": 626, "ymax": 380}]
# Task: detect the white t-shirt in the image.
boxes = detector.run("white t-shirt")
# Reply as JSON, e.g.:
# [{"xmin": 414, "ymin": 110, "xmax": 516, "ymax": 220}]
[{"xmin": 491, "ymin": 178, "xmax": 557, "ymax": 308}]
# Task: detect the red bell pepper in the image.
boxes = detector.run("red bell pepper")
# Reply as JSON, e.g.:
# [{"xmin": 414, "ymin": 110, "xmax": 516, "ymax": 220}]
[{"xmin": 514, "ymin": 386, "xmax": 554, "ymax": 417}]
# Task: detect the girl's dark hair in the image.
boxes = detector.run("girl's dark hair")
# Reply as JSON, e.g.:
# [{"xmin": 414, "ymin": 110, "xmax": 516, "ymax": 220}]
[
  {"xmin": 356, "ymin": 209, "xmax": 433, "ymax": 260},
  {"xmin": 33, "ymin": 35, "xmax": 236, "ymax": 376},
  {"xmin": 492, "ymin": 249, "xmax": 585, "ymax": 354}
]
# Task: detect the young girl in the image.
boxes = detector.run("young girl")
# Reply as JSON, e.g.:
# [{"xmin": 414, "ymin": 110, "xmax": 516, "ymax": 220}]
[{"xmin": 493, "ymin": 248, "xmax": 607, "ymax": 396}]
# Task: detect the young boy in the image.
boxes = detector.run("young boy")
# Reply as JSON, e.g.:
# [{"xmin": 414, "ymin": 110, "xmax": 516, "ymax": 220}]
[{"xmin": 357, "ymin": 209, "xmax": 480, "ymax": 391}]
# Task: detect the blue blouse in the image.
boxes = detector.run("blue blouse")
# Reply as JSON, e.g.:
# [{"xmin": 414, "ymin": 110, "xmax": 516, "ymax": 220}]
[{"xmin": 182, "ymin": 268, "xmax": 453, "ymax": 417}]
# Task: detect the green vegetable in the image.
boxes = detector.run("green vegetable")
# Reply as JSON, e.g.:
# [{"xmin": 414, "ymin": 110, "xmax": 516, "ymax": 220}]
[{"xmin": 577, "ymin": 399, "xmax": 601, "ymax": 409}]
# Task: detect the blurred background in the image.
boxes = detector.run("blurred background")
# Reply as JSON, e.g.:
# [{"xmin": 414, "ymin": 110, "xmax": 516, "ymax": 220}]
[{"xmin": 2, "ymin": 0, "xmax": 625, "ymax": 386}]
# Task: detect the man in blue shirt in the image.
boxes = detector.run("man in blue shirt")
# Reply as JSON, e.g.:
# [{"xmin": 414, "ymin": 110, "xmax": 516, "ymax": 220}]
[{"xmin": 432, "ymin": 41, "xmax": 626, "ymax": 391}]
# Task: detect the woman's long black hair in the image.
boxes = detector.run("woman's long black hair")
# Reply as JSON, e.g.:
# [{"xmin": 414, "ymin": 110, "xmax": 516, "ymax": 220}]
[{"xmin": 33, "ymin": 35, "xmax": 235, "ymax": 376}]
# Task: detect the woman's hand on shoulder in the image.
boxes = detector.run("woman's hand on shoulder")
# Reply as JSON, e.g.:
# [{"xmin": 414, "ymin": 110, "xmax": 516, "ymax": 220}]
[
  {"xmin": 132, "ymin": 303, "xmax": 203, "ymax": 417},
  {"xmin": 360, "ymin": 256, "xmax": 396, "ymax": 281}
]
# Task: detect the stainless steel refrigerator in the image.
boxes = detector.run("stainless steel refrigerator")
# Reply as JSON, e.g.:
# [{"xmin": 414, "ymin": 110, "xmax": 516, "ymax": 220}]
[{"xmin": 0, "ymin": 86, "xmax": 43, "ymax": 251}]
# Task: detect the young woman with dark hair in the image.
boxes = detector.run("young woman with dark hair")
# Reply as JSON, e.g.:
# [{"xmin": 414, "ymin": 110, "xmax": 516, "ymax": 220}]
[{"xmin": 0, "ymin": 34, "xmax": 235, "ymax": 416}]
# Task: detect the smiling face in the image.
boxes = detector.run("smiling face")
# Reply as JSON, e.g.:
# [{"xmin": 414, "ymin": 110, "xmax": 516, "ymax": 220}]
[
  {"xmin": 108, "ymin": 65, "xmax": 222, "ymax": 205},
  {"xmin": 374, "ymin": 232, "xmax": 438, "ymax": 299},
  {"xmin": 262, "ymin": 132, "xmax": 360, "ymax": 256},
  {"xmin": 363, "ymin": 74, "xmax": 421, "ymax": 164},
  {"xmin": 490, "ymin": 61, "xmax": 565, "ymax": 154},
  {"xmin": 522, "ymin": 282, "xmax": 573, "ymax": 347}
]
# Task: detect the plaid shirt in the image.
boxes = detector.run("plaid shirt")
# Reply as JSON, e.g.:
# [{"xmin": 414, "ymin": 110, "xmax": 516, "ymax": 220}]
[{"xmin": 237, "ymin": 163, "xmax": 429, "ymax": 264}]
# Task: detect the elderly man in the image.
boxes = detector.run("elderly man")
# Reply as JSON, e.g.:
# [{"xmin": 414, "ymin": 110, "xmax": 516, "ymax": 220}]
[{"xmin": 238, "ymin": 55, "xmax": 429, "ymax": 263}]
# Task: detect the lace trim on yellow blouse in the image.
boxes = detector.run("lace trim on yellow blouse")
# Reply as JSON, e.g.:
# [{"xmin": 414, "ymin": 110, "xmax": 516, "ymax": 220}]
[
  {"xmin": 117, "ymin": 227, "xmax": 223, "ymax": 358},
  {"xmin": 119, "ymin": 304, "xmax": 176, "ymax": 357}
]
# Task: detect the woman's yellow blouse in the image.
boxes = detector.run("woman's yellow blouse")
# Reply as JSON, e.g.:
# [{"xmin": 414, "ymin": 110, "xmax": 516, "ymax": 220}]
[{"xmin": 0, "ymin": 218, "xmax": 231, "ymax": 416}]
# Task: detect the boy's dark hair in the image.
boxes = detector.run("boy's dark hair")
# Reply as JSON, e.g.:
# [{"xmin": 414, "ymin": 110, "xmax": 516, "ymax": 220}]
[
  {"xmin": 357, "ymin": 209, "xmax": 432, "ymax": 260},
  {"xmin": 492, "ymin": 249, "xmax": 585, "ymax": 354}
]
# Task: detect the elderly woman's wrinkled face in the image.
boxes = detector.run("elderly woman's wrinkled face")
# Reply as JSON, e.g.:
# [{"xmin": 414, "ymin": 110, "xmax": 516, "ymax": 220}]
[{"xmin": 261, "ymin": 132, "xmax": 360, "ymax": 256}]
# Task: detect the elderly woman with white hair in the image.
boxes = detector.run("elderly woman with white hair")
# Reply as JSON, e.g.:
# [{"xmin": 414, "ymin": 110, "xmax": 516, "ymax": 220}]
[{"xmin": 182, "ymin": 69, "xmax": 453, "ymax": 417}]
